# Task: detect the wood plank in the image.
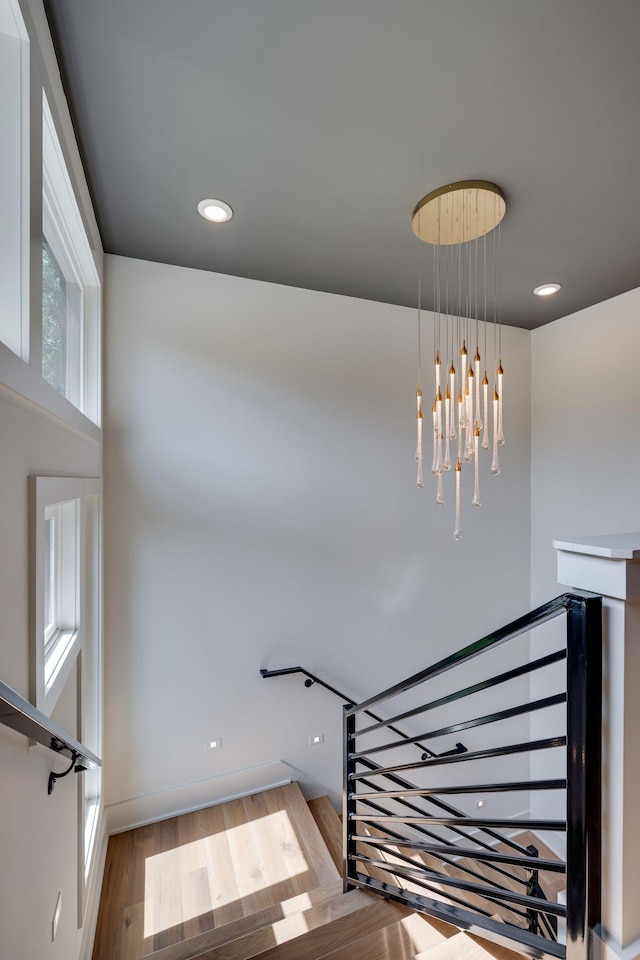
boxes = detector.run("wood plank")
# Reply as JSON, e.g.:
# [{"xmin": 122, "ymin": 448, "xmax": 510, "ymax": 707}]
[
  {"xmin": 307, "ymin": 796, "xmax": 342, "ymax": 872},
  {"xmin": 414, "ymin": 930, "xmax": 527, "ymax": 960},
  {"xmin": 269, "ymin": 782, "xmax": 339, "ymax": 888},
  {"xmin": 145, "ymin": 882, "xmax": 343, "ymax": 960},
  {"xmin": 192, "ymin": 894, "xmax": 417, "ymax": 960},
  {"xmin": 93, "ymin": 831, "xmax": 132, "ymax": 960},
  {"xmin": 245, "ymin": 788, "xmax": 313, "ymax": 905},
  {"xmin": 200, "ymin": 799, "xmax": 245, "ymax": 929},
  {"xmin": 94, "ymin": 783, "xmax": 340, "ymax": 960},
  {"xmin": 176, "ymin": 810, "xmax": 215, "ymax": 942},
  {"xmin": 359, "ymin": 823, "xmax": 453, "ymax": 900},
  {"xmin": 315, "ymin": 911, "xmax": 457, "ymax": 960},
  {"xmin": 148, "ymin": 815, "xmax": 183, "ymax": 953}
]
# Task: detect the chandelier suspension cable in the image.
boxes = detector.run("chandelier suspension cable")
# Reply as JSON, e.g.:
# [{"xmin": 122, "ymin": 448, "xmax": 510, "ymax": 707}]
[
  {"xmin": 415, "ymin": 214, "xmax": 424, "ymax": 489},
  {"xmin": 482, "ymin": 228, "xmax": 489, "ymax": 450},
  {"xmin": 497, "ymin": 217, "xmax": 505, "ymax": 445},
  {"xmin": 411, "ymin": 180, "xmax": 506, "ymax": 539}
]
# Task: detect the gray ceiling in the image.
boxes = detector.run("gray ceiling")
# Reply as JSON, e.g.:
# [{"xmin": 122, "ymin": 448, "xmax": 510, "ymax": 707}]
[{"xmin": 44, "ymin": 0, "xmax": 640, "ymax": 329}]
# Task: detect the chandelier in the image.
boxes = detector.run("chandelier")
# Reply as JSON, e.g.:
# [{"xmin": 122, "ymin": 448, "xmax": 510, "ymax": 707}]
[{"xmin": 412, "ymin": 181, "xmax": 506, "ymax": 540}]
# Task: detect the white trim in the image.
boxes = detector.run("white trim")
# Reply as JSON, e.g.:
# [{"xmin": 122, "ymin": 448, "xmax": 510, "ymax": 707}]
[
  {"xmin": 106, "ymin": 760, "xmax": 293, "ymax": 835},
  {"xmin": 78, "ymin": 812, "xmax": 108, "ymax": 960},
  {"xmin": 0, "ymin": 339, "xmax": 101, "ymax": 441},
  {"xmin": 0, "ymin": 0, "xmax": 28, "ymax": 41},
  {"xmin": 41, "ymin": 91, "xmax": 102, "ymax": 425},
  {"xmin": 77, "ymin": 491, "xmax": 103, "ymax": 925},
  {"xmin": 0, "ymin": 5, "xmax": 29, "ymax": 360},
  {"xmin": 29, "ymin": 475, "xmax": 102, "ymax": 717},
  {"xmin": 599, "ymin": 929, "xmax": 640, "ymax": 960}
]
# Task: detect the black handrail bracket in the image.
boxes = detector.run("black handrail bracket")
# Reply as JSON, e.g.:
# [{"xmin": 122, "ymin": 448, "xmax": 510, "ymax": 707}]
[{"xmin": 0, "ymin": 678, "xmax": 101, "ymax": 794}]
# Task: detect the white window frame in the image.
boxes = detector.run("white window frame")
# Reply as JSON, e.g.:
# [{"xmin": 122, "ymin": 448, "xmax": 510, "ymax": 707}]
[
  {"xmin": 42, "ymin": 498, "xmax": 80, "ymax": 691},
  {"xmin": 42, "ymin": 93, "xmax": 101, "ymax": 425},
  {"xmin": 77, "ymin": 490, "xmax": 103, "ymax": 923},
  {"xmin": 0, "ymin": 0, "xmax": 29, "ymax": 361},
  {"xmin": 30, "ymin": 475, "xmax": 102, "ymax": 717}
]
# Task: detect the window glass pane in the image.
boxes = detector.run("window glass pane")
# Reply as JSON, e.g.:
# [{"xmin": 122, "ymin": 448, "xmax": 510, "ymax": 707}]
[
  {"xmin": 42, "ymin": 236, "xmax": 67, "ymax": 395},
  {"xmin": 42, "ymin": 498, "xmax": 80, "ymax": 692},
  {"xmin": 44, "ymin": 514, "xmax": 56, "ymax": 642}
]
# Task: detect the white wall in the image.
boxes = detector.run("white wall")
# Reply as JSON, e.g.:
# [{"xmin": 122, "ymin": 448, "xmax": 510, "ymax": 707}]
[
  {"xmin": 529, "ymin": 287, "xmax": 640, "ymax": 851},
  {"xmin": 104, "ymin": 254, "xmax": 532, "ymax": 828},
  {"xmin": 0, "ymin": 389, "xmax": 102, "ymax": 960},
  {"xmin": 531, "ymin": 287, "xmax": 640, "ymax": 603},
  {"xmin": 0, "ymin": 2, "xmax": 104, "ymax": 958}
]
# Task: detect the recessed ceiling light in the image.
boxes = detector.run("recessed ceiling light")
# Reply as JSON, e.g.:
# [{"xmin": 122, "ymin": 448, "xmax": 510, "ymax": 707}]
[
  {"xmin": 533, "ymin": 282, "xmax": 561, "ymax": 297},
  {"xmin": 197, "ymin": 198, "xmax": 233, "ymax": 223}
]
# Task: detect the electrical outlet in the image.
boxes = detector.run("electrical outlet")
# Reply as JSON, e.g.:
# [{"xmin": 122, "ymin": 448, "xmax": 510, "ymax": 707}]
[
  {"xmin": 52, "ymin": 892, "xmax": 62, "ymax": 942},
  {"xmin": 309, "ymin": 733, "xmax": 324, "ymax": 746}
]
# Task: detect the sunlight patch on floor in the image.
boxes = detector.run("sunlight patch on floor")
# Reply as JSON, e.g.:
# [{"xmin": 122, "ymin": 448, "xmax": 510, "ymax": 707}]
[
  {"xmin": 143, "ymin": 809, "xmax": 308, "ymax": 938},
  {"xmin": 280, "ymin": 891, "xmax": 313, "ymax": 917},
  {"xmin": 272, "ymin": 908, "xmax": 310, "ymax": 945}
]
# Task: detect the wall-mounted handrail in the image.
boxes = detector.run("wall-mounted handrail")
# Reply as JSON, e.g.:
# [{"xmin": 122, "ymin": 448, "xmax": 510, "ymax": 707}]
[
  {"xmin": 260, "ymin": 665, "xmax": 466, "ymax": 760},
  {"xmin": 0, "ymin": 678, "xmax": 101, "ymax": 793}
]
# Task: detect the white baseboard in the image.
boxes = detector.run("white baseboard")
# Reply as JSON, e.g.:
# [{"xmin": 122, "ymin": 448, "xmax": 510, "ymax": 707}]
[
  {"xmin": 599, "ymin": 929, "xmax": 640, "ymax": 960},
  {"xmin": 105, "ymin": 759, "xmax": 293, "ymax": 834},
  {"xmin": 79, "ymin": 812, "xmax": 109, "ymax": 960}
]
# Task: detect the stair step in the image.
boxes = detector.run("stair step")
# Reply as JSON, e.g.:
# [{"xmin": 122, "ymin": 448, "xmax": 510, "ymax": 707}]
[
  {"xmin": 314, "ymin": 910, "xmax": 457, "ymax": 960},
  {"xmin": 414, "ymin": 930, "xmax": 527, "ymax": 960},
  {"xmin": 307, "ymin": 797, "xmax": 342, "ymax": 872},
  {"xmin": 357, "ymin": 824, "xmax": 455, "ymax": 902},
  {"xmin": 93, "ymin": 782, "xmax": 339, "ymax": 960},
  {"xmin": 178, "ymin": 893, "xmax": 417, "ymax": 960},
  {"xmin": 145, "ymin": 882, "xmax": 343, "ymax": 960}
]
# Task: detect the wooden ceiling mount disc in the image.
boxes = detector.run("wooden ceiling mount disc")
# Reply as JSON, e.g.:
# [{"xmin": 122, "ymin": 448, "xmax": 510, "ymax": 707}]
[{"xmin": 412, "ymin": 180, "xmax": 506, "ymax": 246}]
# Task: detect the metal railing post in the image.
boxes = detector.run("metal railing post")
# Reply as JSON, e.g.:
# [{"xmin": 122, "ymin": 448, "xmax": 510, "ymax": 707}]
[
  {"xmin": 343, "ymin": 704, "xmax": 357, "ymax": 892},
  {"xmin": 565, "ymin": 593, "xmax": 602, "ymax": 960},
  {"xmin": 526, "ymin": 844, "xmax": 541, "ymax": 935}
]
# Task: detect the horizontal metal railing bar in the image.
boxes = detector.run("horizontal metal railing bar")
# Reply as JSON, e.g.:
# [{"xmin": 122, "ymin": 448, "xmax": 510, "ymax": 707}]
[
  {"xmin": 351, "ymin": 835, "xmax": 566, "ymax": 874},
  {"xmin": 355, "ymin": 649, "xmax": 568, "ymax": 740},
  {"xmin": 353, "ymin": 854, "xmax": 567, "ymax": 917},
  {"xmin": 350, "ymin": 693, "xmax": 567, "ymax": 758},
  {"xmin": 356, "ymin": 794, "xmax": 529, "ymax": 888},
  {"xmin": 351, "ymin": 854, "xmax": 567, "ymax": 918},
  {"xmin": 350, "ymin": 814, "xmax": 567, "ymax": 831},
  {"xmin": 356, "ymin": 860, "xmax": 505, "ymax": 921},
  {"xmin": 0, "ymin": 678, "xmax": 101, "ymax": 769},
  {"xmin": 353, "ymin": 835, "xmax": 528, "ymax": 913},
  {"xmin": 354, "ymin": 779, "xmax": 566, "ymax": 799},
  {"xmin": 354, "ymin": 804, "xmax": 527, "ymax": 889},
  {"xmin": 346, "ymin": 594, "xmax": 570, "ymax": 717},
  {"xmin": 349, "ymin": 874, "xmax": 566, "ymax": 960},
  {"xmin": 260, "ymin": 666, "xmax": 438, "ymax": 758},
  {"xmin": 350, "ymin": 736, "xmax": 566, "ymax": 780},
  {"xmin": 355, "ymin": 755, "xmax": 536, "ymax": 859}
]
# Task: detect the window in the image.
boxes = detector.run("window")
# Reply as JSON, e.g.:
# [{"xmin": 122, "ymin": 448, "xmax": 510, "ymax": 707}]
[
  {"xmin": 42, "ymin": 94, "xmax": 101, "ymax": 423},
  {"xmin": 30, "ymin": 476, "xmax": 101, "ymax": 717},
  {"xmin": 31, "ymin": 479, "xmax": 103, "ymax": 920},
  {"xmin": 0, "ymin": 0, "xmax": 29, "ymax": 359},
  {"xmin": 42, "ymin": 499, "xmax": 79, "ymax": 692}
]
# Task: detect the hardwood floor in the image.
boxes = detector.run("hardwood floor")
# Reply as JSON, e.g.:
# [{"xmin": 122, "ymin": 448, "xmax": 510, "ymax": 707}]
[
  {"xmin": 92, "ymin": 783, "xmax": 338, "ymax": 960},
  {"xmin": 92, "ymin": 784, "xmax": 554, "ymax": 960}
]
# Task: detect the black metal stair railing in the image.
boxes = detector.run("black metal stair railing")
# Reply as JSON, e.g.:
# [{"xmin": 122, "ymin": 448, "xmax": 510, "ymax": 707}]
[
  {"xmin": 261, "ymin": 659, "xmax": 562, "ymax": 935},
  {"xmin": 343, "ymin": 592, "xmax": 602, "ymax": 960}
]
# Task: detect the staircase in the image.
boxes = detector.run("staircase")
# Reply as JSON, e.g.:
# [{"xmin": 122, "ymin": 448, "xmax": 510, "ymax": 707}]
[{"xmin": 92, "ymin": 783, "xmax": 533, "ymax": 960}]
